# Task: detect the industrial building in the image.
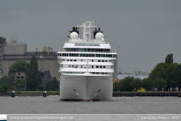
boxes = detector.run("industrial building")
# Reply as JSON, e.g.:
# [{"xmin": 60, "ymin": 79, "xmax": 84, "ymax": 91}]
[{"xmin": 0, "ymin": 36, "xmax": 59, "ymax": 79}]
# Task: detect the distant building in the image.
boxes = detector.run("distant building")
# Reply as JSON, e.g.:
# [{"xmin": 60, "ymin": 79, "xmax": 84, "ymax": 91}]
[
  {"xmin": 0, "ymin": 36, "xmax": 59, "ymax": 80},
  {"xmin": 135, "ymin": 71, "xmax": 149, "ymax": 76}
]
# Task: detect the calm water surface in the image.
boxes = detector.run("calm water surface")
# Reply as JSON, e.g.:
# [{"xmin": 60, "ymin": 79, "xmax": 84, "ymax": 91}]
[{"xmin": 0, "ymin": 96, "xmax": 181, "ymax": 114}]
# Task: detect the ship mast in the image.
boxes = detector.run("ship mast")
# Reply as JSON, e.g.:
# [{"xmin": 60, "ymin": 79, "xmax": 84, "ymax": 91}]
[{"xmin": 77, "ymin": 21, "xmax": 97, "ymax": 42}]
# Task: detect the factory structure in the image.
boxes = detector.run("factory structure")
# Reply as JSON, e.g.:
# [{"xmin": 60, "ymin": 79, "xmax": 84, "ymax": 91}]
[{"xmin": 0, "ymin": 36, "xmax": 59, "ymax": 80}]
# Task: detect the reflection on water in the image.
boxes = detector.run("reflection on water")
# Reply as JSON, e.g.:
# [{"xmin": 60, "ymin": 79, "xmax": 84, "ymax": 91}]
[{"xmin": 0, "ymin": 96, "xmax": 181, "ymax": 114}]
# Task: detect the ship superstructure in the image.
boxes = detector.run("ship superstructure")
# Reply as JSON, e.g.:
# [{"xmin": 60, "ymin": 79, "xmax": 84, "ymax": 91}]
[{"xmin": 57, "ymin": 21, "xmax": 117, "ymax": 101}]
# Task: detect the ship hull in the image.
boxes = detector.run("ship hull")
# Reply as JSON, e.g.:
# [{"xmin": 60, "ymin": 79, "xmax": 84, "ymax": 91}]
[{"xmin": 60, "ymin": 75, "xmax": 113, "ymax": 101}]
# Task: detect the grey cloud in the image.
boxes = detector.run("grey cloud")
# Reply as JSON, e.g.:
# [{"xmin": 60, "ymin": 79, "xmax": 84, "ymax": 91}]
[{"xmin": 0, "ymin": 0, "xmax": 180, "ymax": 74}]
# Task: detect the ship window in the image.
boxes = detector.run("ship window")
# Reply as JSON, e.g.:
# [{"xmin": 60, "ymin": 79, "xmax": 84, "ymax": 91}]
[
  {"xmin": 92, "ymin": 60, "xmax": 94, "ymax": 62},
  {"xmin": 102, "ymin": 60, "xmax": 104, "ymax": 62},
  {"xmin": 92, "ymin": 66, "xmax": 94, "ymax": 68},
  {"xmin": 100, "ymin": 66, "xmax": 102, "ymax": 68},
  {"xmin": 67, "ymin": 59, "xmax": 69, "ymax": 61},
  {"xmin": 86, "ymin": 54, "xmax": 89, "ymax": 57},
  {"xmin": 84, "ymin": 49, "xmax": 87, "ymax": 52},
  {"xmin": 81, "ymin": 65, "xmax": 82, "ymax": 68},
  {"xmin": 81, "ymin": 60, "xmax": 83, "ymax": 61},
  {"xmin": 100, "ymin": 54, "xmax": 105, "ymax": 57},
  {"xmin": 70, "ymin": 60, "xmax": 72, "ymax": 61},
  {"xmin": 68, "ymin": 65, "xmax": 71, "ymax": 67},
  {"xmin": 72, "ymin": 65, "xmax": 74, "ymax": 67},
  {"xmin": 80, "ymin": 49, "xmax": 83, "ymax": 52},
  {"xmin": 113, "ymin": 55, "xmax": 117, "ymax": 58},
  {"xmin": 105, "ymin": 60, "xmax": 107, "ymax": 62},
  {"xmin": 103, "ymin": 66, "xmax": 106, "ymax": 68},
  {"xmin": 98, "ymin": 60, "xmax": 100, "ymax": 62},
  {"xmin": 96, "ymin": 72, "xmax": 99, "ymax": 74},
  {"xmin": 74, "ymin": 60, "xmax": 76, "ymax": 61},
  {"xmin": 102, "ymin": 73, "xmax": 104, "ymax": 74},
  {"xmin": 96, "ymin": 66, "xmax": 99, "ymax": 68},
  {"xmin": 70, "ymin": 72, "xmax": 72, "ymax": 74},
  {"xmin": 93, "ymin": 72, "xmax": 95, "ymax": 74}
]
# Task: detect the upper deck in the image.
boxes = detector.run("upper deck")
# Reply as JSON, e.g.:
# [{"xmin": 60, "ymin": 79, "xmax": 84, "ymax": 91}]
[
  {"xmin": 61, "ymin": 21, "xmax": 112, "ymax": 50},
  {"xmin": 63, "ymin": 41, "xmax": 111, "ymax": 49}
]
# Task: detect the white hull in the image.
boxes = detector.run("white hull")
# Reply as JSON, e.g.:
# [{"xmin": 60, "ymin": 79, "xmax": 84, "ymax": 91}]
[{"xmin": 60, "ymin": 75, "xmax": 113, "ymax": 101}]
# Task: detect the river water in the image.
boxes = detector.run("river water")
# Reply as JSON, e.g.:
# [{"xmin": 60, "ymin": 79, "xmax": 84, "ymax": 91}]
[{"xmin": 0, "ymin": 96, "xmax": 181, "ymax": 114}]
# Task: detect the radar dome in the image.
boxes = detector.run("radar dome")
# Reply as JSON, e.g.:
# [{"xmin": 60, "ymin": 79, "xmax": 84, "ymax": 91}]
[
  {"xmin": 95, "ymin": 32, "xmax": 104, "ymax": 40},
  {"xmin": 70, "ymin": 32, "xmax": 78, "ymax": 39}
]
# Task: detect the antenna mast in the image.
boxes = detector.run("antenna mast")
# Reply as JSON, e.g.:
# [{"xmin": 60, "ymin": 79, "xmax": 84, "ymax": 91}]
[{"xmin": 77, "ymin": 21, "xmax": 97, "ymax": 42}]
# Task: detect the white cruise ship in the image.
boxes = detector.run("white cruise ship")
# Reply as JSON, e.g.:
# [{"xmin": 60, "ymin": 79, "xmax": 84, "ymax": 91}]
[{"xmin": 57, "ymin": 21, "xmax": 117, "ymax": 101}]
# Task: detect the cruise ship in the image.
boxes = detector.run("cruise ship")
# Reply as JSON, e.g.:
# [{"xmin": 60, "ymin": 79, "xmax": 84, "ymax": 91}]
[{"xmin": 57, "ymin": 21, "xmax": 117, "ymax": 101}]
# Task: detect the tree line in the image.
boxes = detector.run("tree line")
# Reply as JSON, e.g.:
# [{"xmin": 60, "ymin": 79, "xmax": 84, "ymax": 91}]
[
  {"xmin": 0, "ymin": 56, "xmax": 59, "ymax": 92},
  {"xmin": 114, "ymin": 54, "xmax": 181, "ymax": 92}
]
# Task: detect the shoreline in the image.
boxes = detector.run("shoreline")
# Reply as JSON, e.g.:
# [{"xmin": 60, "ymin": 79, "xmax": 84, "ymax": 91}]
[{"xmin": 0, "ymin": 91, "xmax": 181, "ymax": 97}]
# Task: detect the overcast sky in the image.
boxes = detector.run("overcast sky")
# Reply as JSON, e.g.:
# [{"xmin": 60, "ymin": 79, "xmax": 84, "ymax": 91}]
[{"xmin": 0, "ymin": 0, "xmax": 180, "ymax": 74}]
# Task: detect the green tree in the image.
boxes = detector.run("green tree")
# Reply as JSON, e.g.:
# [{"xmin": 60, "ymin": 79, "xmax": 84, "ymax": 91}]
[
  {"xmin": 117, "ymin": 76, "xmax": 134, "ymax": 91},
  {"xmin": 130, "ymin": 78, "xmax": 142, "ymax": 91},
  {"xmin": 8, "ymin": 60, "xmax": 28, "ymax": 75},
  {"xmin": 152, "ymin": 78, "xmax": 167, "ymax": 91},
  {"xmin": 165, "ymin": 53, "xmax": 173, "ymax": 63},
  {"xmin": 26, "ymin": 56, "xmax": 42, "ymax": 91},
  {"xmin": 142, "ymin": 78, "xmax": 154, "ymax": 91},
  {"xmin": 117, "ymin": 79, "xmax": 124, "ymax": 91},
  {"xmin": 0, "ymin": 84, "xmax": 8, "ymax": 92},
  {"xmin": 46, "ymin": 77, "xmax": 59, "ymax": 91},
  {"xmin": 149, "ymin": 62, "xmax": 181, "ymax": 89},
  {"xmin": 0, "ymin": 73, "xmax": 15, "ymax": 86}
]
